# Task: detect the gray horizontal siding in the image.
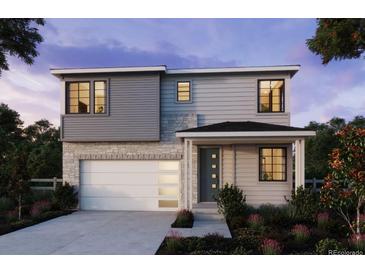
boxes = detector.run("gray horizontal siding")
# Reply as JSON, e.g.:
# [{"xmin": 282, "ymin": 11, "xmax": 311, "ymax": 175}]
[
  {"xmin": 62, "ymin": 73, "xmax": 160, "ymax": 141},
  {"xmin": 161, "ymin": 74, "xmax": 290, "ymax": 128}
]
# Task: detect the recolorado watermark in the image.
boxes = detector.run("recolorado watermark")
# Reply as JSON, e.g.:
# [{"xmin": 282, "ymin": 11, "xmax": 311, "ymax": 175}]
[{"xmin": 328, "ymin": 249, "xmax": 363, "ymax": 255}]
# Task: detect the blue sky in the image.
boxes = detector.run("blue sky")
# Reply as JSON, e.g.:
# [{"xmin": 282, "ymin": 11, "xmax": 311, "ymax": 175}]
[{"xmin": 0, "ymin": 18, "xmax": 364, "ymax": 127}]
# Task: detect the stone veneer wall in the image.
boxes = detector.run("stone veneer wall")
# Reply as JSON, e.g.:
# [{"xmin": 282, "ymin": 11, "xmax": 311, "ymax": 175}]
[{"xmin": 63, "ymin": 113, "xmax": 197, "ymax": 209}]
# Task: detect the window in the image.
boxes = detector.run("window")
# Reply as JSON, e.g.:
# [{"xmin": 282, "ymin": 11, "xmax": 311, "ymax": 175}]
[
  {"xmin": 259, "ymin": 147, "xmax": 287, "ymax": 181},
  {"xmin": 94, "ymin": 81, "xmax": 107, "ymax": 114},
  {"xmin": 177, "ymin": 81, "xmax": 191, "ymax": 102},
  {"xmin": 66, "ymin": 82, "xmax": 90, "ymax": 114},
  {"xmin": 258, "ymin": 80, "xmax": 284, "ymax": 112}
]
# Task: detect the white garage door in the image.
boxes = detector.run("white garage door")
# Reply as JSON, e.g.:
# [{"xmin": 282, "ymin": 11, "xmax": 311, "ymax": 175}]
[{"xmin": 80, "ymin": 160, "xmax": 180, "ymax": 211}]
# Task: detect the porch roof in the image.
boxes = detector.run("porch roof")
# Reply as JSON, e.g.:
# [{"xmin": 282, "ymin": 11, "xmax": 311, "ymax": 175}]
[{"xmin": 176, "ymin": 121, "xmax": 316, "ymax": 138}]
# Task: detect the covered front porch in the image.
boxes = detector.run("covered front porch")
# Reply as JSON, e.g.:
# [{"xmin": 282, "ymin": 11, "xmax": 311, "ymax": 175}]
[{"xmin": 176, "ymin": 121, "xmax": 316, "ymax": 209}]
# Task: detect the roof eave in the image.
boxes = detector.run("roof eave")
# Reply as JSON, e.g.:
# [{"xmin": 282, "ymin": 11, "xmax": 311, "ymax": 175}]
[
  {"xmin": 50, "ymin": 65, "xmax": 167, "ymax": 77},
  {"xmin": 176, "ymin": 130, "xmax": 316, "ymax": 138}
]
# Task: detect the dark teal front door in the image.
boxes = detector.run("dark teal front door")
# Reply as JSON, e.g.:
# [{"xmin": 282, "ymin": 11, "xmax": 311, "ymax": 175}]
[{"xmin": 199, "ymin": 147, "xmax": 220, "ymax": 202}]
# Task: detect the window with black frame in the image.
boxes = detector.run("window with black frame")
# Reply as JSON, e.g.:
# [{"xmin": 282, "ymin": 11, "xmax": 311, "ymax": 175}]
[
  {"xmin": 94, "ymin": 81, "xmax": 106, "ymax": 114},
  {"xmin": 177, "ymin": 81, "xmax": 191, "ymax": 102},
  {"xmin": 259, "ymin": 147, "xmax": 287, "ymax": 181},
  {"xmin": 66, "ymin": 82, "xmax": 90, "ymax": 114},
  {"xmin": 258, "ymin": 80, "xmax": 284, "ymax": 112}
]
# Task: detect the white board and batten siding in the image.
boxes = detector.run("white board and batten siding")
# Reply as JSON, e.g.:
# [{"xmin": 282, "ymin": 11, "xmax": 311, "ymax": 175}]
[
  {"xmin": 80, "ymin": 160, "xmax": 180, "ymax": 211},
  {"xmin": 234, "ymin": 144, "xmax": 293, "ymax": 206}
]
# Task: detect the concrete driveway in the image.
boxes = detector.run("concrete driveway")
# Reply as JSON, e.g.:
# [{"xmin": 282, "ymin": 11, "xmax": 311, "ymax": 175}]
[{"xmin": 0, "ymin": 211, "xmax": 175, "ymax": 255}]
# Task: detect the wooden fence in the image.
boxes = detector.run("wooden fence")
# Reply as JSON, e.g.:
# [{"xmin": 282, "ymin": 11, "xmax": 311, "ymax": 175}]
[
  {"xmin": 305, "ymin": 178, "xmax": 324, "ymax": 192},
  {"xmin": 29, "ymin": 177, "xmax": 63, "ymax": 191}
]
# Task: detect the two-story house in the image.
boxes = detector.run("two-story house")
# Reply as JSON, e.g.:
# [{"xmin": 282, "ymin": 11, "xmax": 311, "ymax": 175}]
[{"xmin": 51, "ymin": 65, "xmax": 315, "ymax": 211}]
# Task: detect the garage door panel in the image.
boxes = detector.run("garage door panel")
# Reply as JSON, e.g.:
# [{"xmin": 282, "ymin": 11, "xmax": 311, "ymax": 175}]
[
  {"xmin": 80, "ymin": 160, "xmax": 180, "ymax": 211},
  {"xmin": 81, "ymin": 172, "xmax": 158, "ymax": 186},
  {"xmin": 80, "ymin": 197, "xmax": 158, "ymax": 211},
  {"xmin": 81, "ymin": 160, "xmax": 159, "ymax": 173},
  {"xmin": 81, "ymin": 184, "xmax": 158, "ymax": 198}
]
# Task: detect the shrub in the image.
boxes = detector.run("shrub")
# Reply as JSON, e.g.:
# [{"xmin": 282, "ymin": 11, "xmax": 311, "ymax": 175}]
[
  {"xmin": 247, "ymin": 214, "xmax": 264, "ymax": 229},
  {"xmin": 257, "ymin": 204, "xmax": 292, "ymax": 227},
  {"xmin": 6, "ymin": 209, "xmax": 18, "ymax": 223},
  {"xmin": 190, "ymin": 249, "xmax": 227, "ymax": 255},
  {"xmin": 215, "ymin": 183, "xmax": 246, "ymax": 220},
  {"xmin": 291, "ymin": 224, "xmax": 310, "ymax": 243},
  {"xmin": 30, "ymin": 200, "xmax": 51, "ymax": 217},
  {"xmin": 317, "ymin": 212, "xmax": 330, "ymax": 229},
  {"xmin": 315, "ymin": 238, "xmax": 343, "ymax": 255},
  {"xmin": 0, "ymin": 197, "xmax": 15, "ymax": 212},
  {"xmin": 234, "ymin": 228, "xmax": 262, "ymax": 251},
  {"xmin": 230, "ymin": 246, "xmax": 252, "ymax": 255},
  {"xmin": 171, "ymin": 209, "xmax": 194, "ymax": 228},
  {"xmin": 349, "ymin": 234, "xmax": 365, "ymax": 251},
  {"xmin": 287, "ymin": 186, "xmax": 319, "ymax": 223},
  {"xmin": 229, "ymin": 215, "xmax": 245, "ymax": 230},
  {"xmin": 196, "ymin": 233, "xmax": 228, "ymax": 252},
  {"xmin": 165, "ymin": 230, "xmax": 184, "ymax": 254},
  {"xmin": 260, "ymin": 238, "xmax": 282, "ymax": 255},
  {"xmin": 53, "ymin": 183, "xmax": 78, "ymax": 210}
]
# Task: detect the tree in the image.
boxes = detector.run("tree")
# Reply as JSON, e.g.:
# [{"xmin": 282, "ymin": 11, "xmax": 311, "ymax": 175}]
[
  {"xmin": 320, "ymin": 125, "xmax": 365, "ymax": 242},
  {"xmin": 0, "ymin": 103, "xmax": 24, "ymax": 195},
  {"xmin": 25, "ymin": 120, "xmax": 62, "ymax": 178},
  {"xmin": 307, "ymin": 19, "xmax": 365, "ymax": 64},
  {"xmin": 6, "ymin": 143, "xmax": 31, "ymax": 220},
  {"xmin": 0, "ymin": 19, "xmax": 44, "ymax": 75},
  {"xmin": 305, "ymin": 116, "xmax": 365, "ymax": 179}
]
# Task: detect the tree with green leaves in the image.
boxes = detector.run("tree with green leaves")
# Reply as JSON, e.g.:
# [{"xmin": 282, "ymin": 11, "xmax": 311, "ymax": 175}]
[
  {"xmin": 26, "ymin": 121, "xmax": 62, "ymax": 178},
  {"xmin": 0, "ymin": 103, "xmax": 24, "ymax": 195},
  {"xmin": 6, "ymin": 143, "xmax": 31, "ymax": 220},
  {"xmin": 0, "ymin": 19, "xmax": 44, "ymax": 75},
  {"xmin": 307, "ymin": 19, "xmax": 365, "ymax": 64}
]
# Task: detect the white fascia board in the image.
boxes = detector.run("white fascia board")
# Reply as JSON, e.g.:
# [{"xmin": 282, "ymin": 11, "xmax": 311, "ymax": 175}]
[
  {"xmin": 50, "ymin": 66, "xmax": 166, "ymax": 75},
  {"xmin": 176, "ymin": 130, "xmax": 316, "ymax": 138},
  {"xmin": 166, "ymin": 65, "xmax": 300, "ymax": 75}
]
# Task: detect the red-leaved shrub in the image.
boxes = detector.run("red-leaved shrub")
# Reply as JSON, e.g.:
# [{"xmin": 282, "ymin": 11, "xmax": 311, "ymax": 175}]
[
  {"xmin": 317, "ymin": 212, "xmax": 330, "ymax": 229},
  {"xmin": 261, "ymin": 238, "xmax": 282, "ymax": 255},
  {"xmin": 247, "ymin": 214, "xmax": 264, "ymax": 229},
  {"xmin": 291, "ymin": 224, "xmax": 310, "ymax": 243}
]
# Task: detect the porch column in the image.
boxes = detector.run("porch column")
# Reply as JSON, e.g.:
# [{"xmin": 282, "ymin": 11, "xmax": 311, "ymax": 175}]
[
  {"xmin": 295, "ymin": 139, "xmax": 305, "ymax": 189},
  {"xmin": 183, "ymin": 138, "xmax": 188, "ymax": 209},
  {"xmin": 188, "ymin": 140, "xmax": 193, "ymax": 210}
]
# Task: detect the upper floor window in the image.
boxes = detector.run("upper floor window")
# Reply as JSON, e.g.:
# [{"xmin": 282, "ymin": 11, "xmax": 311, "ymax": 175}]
[
  {"xmin": 66, "ymin": 82, "xmax": 90, "ymax": 114},
  {"xmin": 94, "ymin": 81, "xmax": 107, "ymax": 114},
  {"xmin": 258, "ymin": 80, "xmax": 284, "ymax": 113},
  {"xmin": 177, "ymin": 81, "xmax": 191, "ymax": 102},
  {"xmin": 259, "ymin": 147, "xmax": 287, "ymax": 181}
]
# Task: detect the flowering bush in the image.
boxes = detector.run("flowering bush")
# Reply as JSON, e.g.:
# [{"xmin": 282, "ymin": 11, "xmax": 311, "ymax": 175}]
[
  {"xmin": 261, "ymin": 238, "xmax": 282, "ymax": 255},
  {"xmin": 317, "ymin": 212, "xmax": 330, "ymax": 229},
  {"xmin": 30, "ymin": 200, "xmax": 51, "ymax": 217},
  {"xmin": 247, "ymin": 214, "xmax": 264, "ymax": 229},
  {"xmin": 291, "ymin": 224, "xmax": 311, "ymax": 243}
]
